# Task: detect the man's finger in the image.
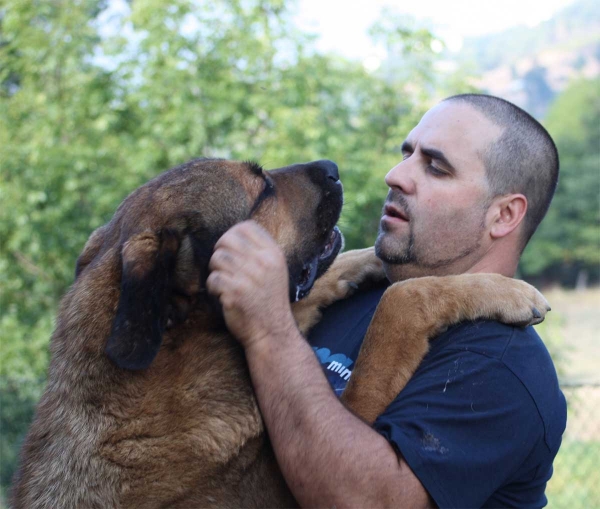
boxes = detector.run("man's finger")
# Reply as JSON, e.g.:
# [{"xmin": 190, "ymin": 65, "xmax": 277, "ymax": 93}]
[
  {"xmin": 215, "ymin": 221, "xmax": 275, "ymax": 252},
  {"xmin": 213, "ymin": 225, "xmax": 255, "ymax": 254},
  {"xmin": 208, "ymin": 247, "xmax": 237, "ymax": 273},
  {"xmin": 206, "ymin": 270, "xmax": 234, "ymax": 298},
  {"xmin": 239, "ymin": 220, "xmax": 276, "ymax": 246}
]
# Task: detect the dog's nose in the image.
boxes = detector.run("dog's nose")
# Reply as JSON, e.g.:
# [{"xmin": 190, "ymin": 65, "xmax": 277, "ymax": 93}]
[{"xmin": 313, "ymin": 160, "xmax": 339, "ymax": 182}]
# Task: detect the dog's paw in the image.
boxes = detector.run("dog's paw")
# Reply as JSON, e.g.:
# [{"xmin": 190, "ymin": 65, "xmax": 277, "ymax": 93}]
[
  {"xmin": 487, "ymin": 277, "xmax": 551, "ymax": 327},
  {"xmin": 292, "ymin": 248, "xmax": 385, "ymax": 333},
  {"xmin": 327, "ymin": 247, "xmax": 385, "ymax": 299}
]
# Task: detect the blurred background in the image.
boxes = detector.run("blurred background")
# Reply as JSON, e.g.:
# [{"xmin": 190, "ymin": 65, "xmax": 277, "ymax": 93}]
[{"xmin": 0, "ymin": 0, "xmax": 598, "ymax": 506}]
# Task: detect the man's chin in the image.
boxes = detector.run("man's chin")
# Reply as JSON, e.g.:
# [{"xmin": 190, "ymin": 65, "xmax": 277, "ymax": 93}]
[{"xmin": 375, "ymin": 234, "xmax": 413, "ymax": 265}]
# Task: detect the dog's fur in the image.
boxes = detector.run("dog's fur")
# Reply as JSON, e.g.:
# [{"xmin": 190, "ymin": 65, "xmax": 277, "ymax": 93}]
[{"xmin": 11, "ymin": 158, "xmax": 549, "ymax": 508}]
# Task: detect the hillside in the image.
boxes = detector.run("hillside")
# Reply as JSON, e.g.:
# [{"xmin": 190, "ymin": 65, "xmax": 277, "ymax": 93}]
[{"xmin": 455, "ymin": 0, "xmax": 600, "ymax": 118}]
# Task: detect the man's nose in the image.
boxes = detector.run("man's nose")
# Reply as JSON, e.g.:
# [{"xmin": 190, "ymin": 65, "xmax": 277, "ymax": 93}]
[{"xmin": 385, "ymin": 160, "xmax": 416, "ymax": 195}]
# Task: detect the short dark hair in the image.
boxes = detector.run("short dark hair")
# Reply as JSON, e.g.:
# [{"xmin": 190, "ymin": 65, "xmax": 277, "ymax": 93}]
[{"xmin": 444, "ymin": 94, "xmax": 559, "ymax": 248}]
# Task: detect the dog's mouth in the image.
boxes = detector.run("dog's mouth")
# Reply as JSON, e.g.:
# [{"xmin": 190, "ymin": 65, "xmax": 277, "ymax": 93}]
[{"xmin": 293, "ymin": 226, "xmax": 343, "ymax": 302}]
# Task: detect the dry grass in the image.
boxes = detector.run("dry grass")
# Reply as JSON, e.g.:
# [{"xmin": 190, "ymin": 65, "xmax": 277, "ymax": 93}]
[{"xmin": 534, "ymin": 287, "xmax": 600, "ymax": 384}]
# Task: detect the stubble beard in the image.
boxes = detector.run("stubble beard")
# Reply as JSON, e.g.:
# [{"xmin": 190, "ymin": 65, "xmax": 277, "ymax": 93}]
[
  {"xmin": 375, "ymin": 191, "xmax": 417, "ymax": 265},
  {"xmin": 375, "ymin": 222, "xmax": 416, "ymax": 265},
  {"xmin": 374, "ymin": 196, "xmax": 489, "ymax": 272}
]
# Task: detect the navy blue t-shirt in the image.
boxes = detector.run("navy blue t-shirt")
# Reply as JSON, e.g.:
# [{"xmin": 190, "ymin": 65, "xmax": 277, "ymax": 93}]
[{"xmin": 308, "ymin": 284, "xmax": 567, "ymax": 508}]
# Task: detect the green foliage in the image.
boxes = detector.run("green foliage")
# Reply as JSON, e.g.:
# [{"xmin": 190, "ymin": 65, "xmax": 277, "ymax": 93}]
[
  {"xmin": 521, "ymin": 78, "xmax": 600, "ymax": 282},
  {"xmin": 0, "ymin": 0, "xmax": 451, "ymax": 494}
]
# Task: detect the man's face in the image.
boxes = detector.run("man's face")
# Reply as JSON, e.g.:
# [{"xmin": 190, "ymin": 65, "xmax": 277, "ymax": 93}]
[{"xmin": 375, "ymin": 101, "xmax": 503, "ymax": 278}]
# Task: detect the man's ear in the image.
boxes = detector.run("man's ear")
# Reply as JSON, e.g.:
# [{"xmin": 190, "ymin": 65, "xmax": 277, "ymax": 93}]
[
  {"xmin": 105, "ymin": 229, "xmax": 180, "ymax": 370},
  {"xmin": 488, "ymin": 194, "xmax": 528, "ymax": 240}
]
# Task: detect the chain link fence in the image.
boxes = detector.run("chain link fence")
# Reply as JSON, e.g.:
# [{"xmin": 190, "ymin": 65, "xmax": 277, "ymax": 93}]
[{"xmin": 546, "ymin": 382, "xmax": 600, "ymax": 508}]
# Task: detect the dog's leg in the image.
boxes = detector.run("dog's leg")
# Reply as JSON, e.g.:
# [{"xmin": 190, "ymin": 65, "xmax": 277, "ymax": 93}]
[
  {"xmin": 292, "ymin": 247, "xmax": 385, "ymax": 334},
  {"xmin": 341, "ymin": 274, "xmax": 550, "ymax": 424}
]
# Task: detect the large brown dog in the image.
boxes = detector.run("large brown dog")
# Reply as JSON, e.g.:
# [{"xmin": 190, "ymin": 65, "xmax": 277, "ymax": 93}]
[{"xmin": 11, "ymin": 158, "xmax": 549, "ymax": 508}]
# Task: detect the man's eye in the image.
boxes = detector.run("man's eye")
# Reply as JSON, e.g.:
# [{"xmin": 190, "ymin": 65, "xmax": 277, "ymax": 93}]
[{"xmin": 427, "ymin": 164, "xmax": 447, "ymax": 177}]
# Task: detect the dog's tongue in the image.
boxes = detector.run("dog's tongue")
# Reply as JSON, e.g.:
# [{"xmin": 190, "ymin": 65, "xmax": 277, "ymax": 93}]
[
  {"xmin": 294, "ymin": 256, "xmax": 319, "ymax": 302},
  {"xmin": 319, "ymin": 227, "xmax": 339, "ymax": 260}
]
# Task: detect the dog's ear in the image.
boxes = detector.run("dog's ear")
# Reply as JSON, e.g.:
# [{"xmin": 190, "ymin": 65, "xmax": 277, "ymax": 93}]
[
  {"xmin": 105, "ymin": 229, "xmax": 180, "ymax": 370},
  {"xmin": 75, "ymin": 225, "xmax": 108, "ymax": 279}
]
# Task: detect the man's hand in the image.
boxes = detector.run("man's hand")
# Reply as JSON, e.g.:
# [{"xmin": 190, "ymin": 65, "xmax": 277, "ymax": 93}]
[{"xmin": 207, "ymin": 220, "xmax": 297, "ymax": 350}]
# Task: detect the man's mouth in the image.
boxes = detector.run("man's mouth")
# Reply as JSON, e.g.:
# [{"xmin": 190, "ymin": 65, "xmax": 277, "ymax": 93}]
[
  {"xmin": 294, "ymin": 226, "xmax": 343, "ymax": 301},
  {"xmin": 383, "ymin": 204, "xmax": 409, "ymax": 222}
]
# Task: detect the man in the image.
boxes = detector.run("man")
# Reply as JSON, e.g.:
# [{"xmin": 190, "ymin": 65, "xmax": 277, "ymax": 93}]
[{"xmin": 207, "ymin": 94, "xmax": 567, "ymax": 508}]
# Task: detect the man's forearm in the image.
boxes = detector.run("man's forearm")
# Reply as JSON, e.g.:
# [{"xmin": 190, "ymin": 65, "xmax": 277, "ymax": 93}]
[
  {"xmin": 245, "ymin": 326, "xmax": 425, "ymax": 508},
  {"xmin": 206, "ymin": 222, "xmax": 432, "ymax": 508}
]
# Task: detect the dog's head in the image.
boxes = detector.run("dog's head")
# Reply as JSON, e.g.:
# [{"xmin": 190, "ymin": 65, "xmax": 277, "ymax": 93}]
[{"xmin": 74, "ymin": 158, "xmax": 343, "ymax": 370}]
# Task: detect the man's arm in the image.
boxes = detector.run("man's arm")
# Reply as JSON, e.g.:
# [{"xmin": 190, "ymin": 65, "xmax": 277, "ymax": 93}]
[
  {"xmin": 207, "ymin": 221, "xmax": 434, "ymax": 508},
  {"xmin": 245, "ymin": 323, "xmax": 433, "ymax": 508}
]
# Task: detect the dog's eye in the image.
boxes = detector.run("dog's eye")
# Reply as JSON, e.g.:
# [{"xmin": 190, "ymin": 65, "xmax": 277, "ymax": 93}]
[
  {"xmin": 261, "ymin": 178, "xmax": 275, "ymax": 199},
  {"xmin": 249, "ymin": 177, "xmax": 275, "ymax": 215}
]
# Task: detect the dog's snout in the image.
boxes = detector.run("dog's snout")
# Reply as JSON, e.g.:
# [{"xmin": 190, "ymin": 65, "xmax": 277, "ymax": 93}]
[
  {"xmin": 310, "ymin": 159, "xmax": 340, "ymax": 182},
  {"xmin": 273, "ymin": 159, "xmax": 341, "ymax": 188},
  {"xmin": 315, "ymin": 159, "xmax": 340, "ymax": 182}
]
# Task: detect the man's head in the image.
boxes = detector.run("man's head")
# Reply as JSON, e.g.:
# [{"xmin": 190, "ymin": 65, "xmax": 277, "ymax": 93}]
[{"xmin": 375, "ymin": 94, "xmax": 558, "ymax": 280}]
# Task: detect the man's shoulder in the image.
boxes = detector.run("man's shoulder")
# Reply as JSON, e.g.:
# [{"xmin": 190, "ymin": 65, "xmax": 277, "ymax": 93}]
[
  {"xmin": 434, "ymin": 319, "xmax": 541, "ymax": 358},
  {"xmin": 429, "ymin": 320, "xmax": 566, "ymax": 452}
]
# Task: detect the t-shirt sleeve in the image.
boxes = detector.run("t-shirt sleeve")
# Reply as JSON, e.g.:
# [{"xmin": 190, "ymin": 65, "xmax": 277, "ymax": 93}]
[{"xmin": 372, "ymin": 345, "xmax": 545, "ymax": 508}]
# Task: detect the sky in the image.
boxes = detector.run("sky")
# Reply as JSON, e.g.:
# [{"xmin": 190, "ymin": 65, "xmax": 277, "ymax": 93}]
[
  {"xmin": 99, "ymin": 0, "xmax": 580, "ymax": 73},
  {"xmin": 292, "ymin": 0, "xmax": 578, "ymax": 61}
]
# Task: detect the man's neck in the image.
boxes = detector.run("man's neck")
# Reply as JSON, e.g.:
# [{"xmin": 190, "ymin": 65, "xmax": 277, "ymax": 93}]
[
  {"xmin": 466, "ymin": 257, "xmax": 518, "ymax": 277},
  {"xmin": 383, "ymin": 253, "xmax": 518, "ymax": 282}
]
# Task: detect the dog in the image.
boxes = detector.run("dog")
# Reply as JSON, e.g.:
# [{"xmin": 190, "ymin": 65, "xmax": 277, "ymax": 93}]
[{"xmin": 11, "ymin": 158, "xmax": 549, "ymax": 508}]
